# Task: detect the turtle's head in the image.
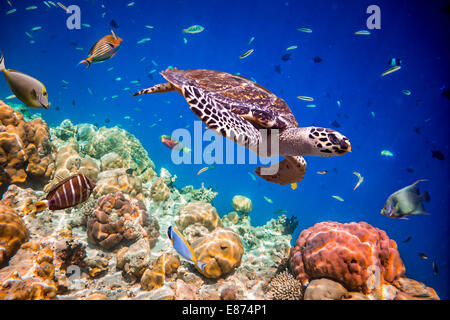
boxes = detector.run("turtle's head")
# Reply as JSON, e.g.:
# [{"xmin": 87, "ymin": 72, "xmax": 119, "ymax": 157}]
[{"xmin": 279, "ymin": 127, "xmax": 351, "ymax": 157}]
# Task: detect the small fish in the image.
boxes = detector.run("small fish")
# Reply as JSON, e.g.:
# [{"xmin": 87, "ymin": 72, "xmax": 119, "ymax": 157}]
[
  {"xmin": 264, "ymin": 196, "xmax": 273, "ymax": 204},
  {"xmin": 25, "ymin": 32, "xmax": 33, "ymax": 38},
  {"xmin": 353, "ymin": 172, "xmax": 364, "ymax": 190},
  {"xmin": 88, "ymin": 88, "xmax": 93, "ymax": 95},
  {"xmin": 274, "ymin": 209, "xmax": 288, "ymax": 214},
  {"xmin": 82, "ymin": 23, "xmax": 91, "ymax": 28},
  {"xmin": 197, "ymin": 166, "xmax": 209, "ymax": 175},
  {"xmin": 441, "ymin": 85, "xmax": 450, "ymax": 100},
  {"xmin": 402, "ymin": 90, "xmax": 411, "ymax": 95},
  {"xmin": 286, "ymin": 45, "xmax": 297, "ymax": 51},
  {"xmin": 371, "ymin": 111, "xmax": 375, "ymax": 118},
  {"xmin": 145, "ymin": 25, "xmax": 154, "ymax": 29},
  {"xmin": 183, "ymin": 25, "xmax": 205, "ymax": 34},
  {"xmin": 297, "ymin": 96, "xmax": 314, "ymax": 101},
  {"xmin": 274, "ymin": 64, "xmax": 281, "ymax": 74},
  {"xmin": 381, "ymin": 180, "xmax": 431, "ymax": 219},
  {"xmin": 306, "ymin": 104, "xmax": 316, "ymax": 108},
  {"xmin": 331, "ymin": 120, "xmax": 341, "ymax": 128},
  {"xmin": 31, "ymin": 26, "xmax": 42, "ymax": 31},
  {"xmin": 381, "ymin": 150, "xmax": 394, "ymax": 157},
  {"xmin": 5, "ymin": 94, "xmax": 16, "ymax": 100},
  {"xmin": 126, "ymin": 168, "xmax": 134, "ymax": 175},
  {"xmin": 337, "ymin": 100, "xmax": 341, "ymax": 107},
  {"xmin": 403, "ymin": 236, "xmax": 412, "ymax": 243},
  {"xmin": 313, "ymin": 56, "xmax": 323, "ymax": 63},
  {"xmin": 110, "ymin": 19, "xmax": 119, "ymax": 28},
  {"xmin": 389, "ymin": 58, "xmax": 402, "ymax": 67},
  {"xmin": 44, "ymin": 1, "xmax": 51, "ymax": 8},
  {"xmin": 381, "ymin": 65, "xmax": 401, "ymax": 77},
  {"xmin": 104, "ymin": 118, "xmax": 110, "ymax": 123},
  {"xmin": 317, "ymin": 170, "xmax": 328, "ymax": 175},
  {"xmin": 297, "ymin": 27, "xmax": 312, "ymax": 33},
  {"xmin": 79, "ymin": 30, "xmax": 122, "ymax": 68},
  {"xmin": 248, "ymin": 37, "xmax": 255, "ymax": 45},
  {"xmin": 248, "ymin": 172, "xmax": 256, "ymax": 181},
  {"xmin": 72, "ymin": 99, "xmax": 76, "ymax": 106},
  {"xmin": 183, "ymin": 37, "xmax": 187, "ymax": 44},
  {"xmin": 137, "ymin": 38, "xmax": 151, "ymax": 44},
  {"xmin": 281, "ymin": 53, "xmax": 291, "ymax": 61},
  {"xmin": 291, "ymin": 183, "xmax": 297, "ymax": 190},
  {"xmin": 167, "ymin": 226, "xmax": 206, "ymax": 271},
  {"xmin": 418, "ymin": 253, "xmax": 428, "ymax": 259},
  {"xmin": 432, "ymin": 261, "xmax": 438, "ymax": 275},
  {"xmin": 332, "ymin": 195, "xmax": 344, "ymax": 202},
  {"xmin": 239, "ymin": 49, "xmax": 254, "ymax": 59},
  {"xmin": 127, "ymin": 2, "xmax": 135, "ymax": 6},
  {"xmin": 0, "ymin": 54, "xmax": 50, "ymax": 109},
  {"xmin": 26, "ymin": 6, "xmax": 38, "ymax": 10},
  {"xmin": 407, "ymin": 168, "xmax": 414, "ymax": 173},
  {"xmin": 33, "ymin": 174, "xmax": 95, "ymax": 212},
  {"xmin": 354, "ymin": 30, "xmax": 371, "ymax": 35},
  {"xmin": 6, "ymin": 9, "xmax": 16, "ymax": 15},
  {"xmin": 413, "ymin": 126, "xmax": 421, "ymax": 134},
  {"xmin": 57, "ymin": 2, "xmax": 69, "ymax": 12},
  {"xmin": 161, "ymin": 135, "xmax": 190, "ymax": 153},
  {"xmin": 431, "ymin": 150, "xmax": 445, "ymax": 160}
]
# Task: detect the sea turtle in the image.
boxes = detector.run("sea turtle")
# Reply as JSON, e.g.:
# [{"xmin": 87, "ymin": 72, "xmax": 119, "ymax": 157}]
[{"xmin": 133, "ymin": 68, "xmax": 351, "ymax": 185}]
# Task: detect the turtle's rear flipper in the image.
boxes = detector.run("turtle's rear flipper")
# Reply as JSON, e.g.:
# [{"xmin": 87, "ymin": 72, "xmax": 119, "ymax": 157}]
[
  {"xmin": 255, "ymin": 156, "xmax": 306, "ymax": 185},
  {"xmin": 132, "ymin": 82, "xmax": 176, "ymax": 96}
]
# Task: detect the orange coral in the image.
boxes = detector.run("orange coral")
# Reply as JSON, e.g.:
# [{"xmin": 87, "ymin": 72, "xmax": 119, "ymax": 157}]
[
  {"xmin": 289, "ymin": 221, "xmax": 405, "ymax": 294},
  {"xmin": 0, "ymin": 203, "xmax": 29, "ymax": 267},
  {"xmin": 141, "ymin": 253, "xmax": 180, "ymax": 291},
  {"xmin": 87, "ymin": 192, "xmax": 159, "ymax": 250},
  {"xmin": 176, "ymin": 201, "xmax": 222, "ymax": 232},
  {"xmin": 192, "ymin": 228, "xmax": 243, "ymax": 279},
  {"xmin": 0, "ymin": 100, "xmax": 54, "ymax": 194}
]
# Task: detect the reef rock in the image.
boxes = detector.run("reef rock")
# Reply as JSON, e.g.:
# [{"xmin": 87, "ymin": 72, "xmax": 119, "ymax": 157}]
[
  {"xmin": 289, "ymin": 221, "xmax": 405, "ymax": 294},
  {"xmin": 141, "ymin": 253, "xmax": 180, "ymax": 291},
  {"xmin": 150, "ymin": 178, "xmax": 170, "ymax": 202},
  {"xmin": 93, "ymin": 168, "xmax": 143, "ymax": 200},
  {"xmin": 232, "ymin": 195, "xmax": 253, "ymax": 213},
  {"xmin": 393, "ymin": 277, "xmax": 439, "ymax": 300},
  {"xmin": 0, "ymin": 202, "xmax": 29, "ymax": 267},
  {"xmin": 181, "ymin": 184, "xmax": 217, "ymax": 203},
  {"xmin": 175, "ymin": 201, "xmax": 222, "ymax": 233},
  {"xmin": 303, "ymin": 278, "xmax": 348, "ymax": 300},
  {"xmin": 100, "ymin": 152, "xmax": 124, "ymax": 171},
  {"xmin": 116, "ymin": 238, "xmax": 151, "ymax": 280},
  {"xmin": 0, "ymin": 101, "xmax": 54, "ymax": 193},
  {"xmin": 87, "ymin": 192, "xmax": 159, "ymax": 250},
  {"xmin": 192, "ymin": 228, "xmax": 243, "ymax": 279}
]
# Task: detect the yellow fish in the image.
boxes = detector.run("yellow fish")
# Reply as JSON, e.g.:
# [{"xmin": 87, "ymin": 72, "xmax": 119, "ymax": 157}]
[
  {"xmin": 0, "ymin": 53, "xmax": 49, "ymax": 109},
  {"xmin": 381, "ymin": 66, "xmax": 401, "ymax": 77},
  {"xmin": 197, "ymin": 166, "xmax": 209, "ymax": 175},
  {"xmin": 239, "ymin": 49, "xmax": 254, "ymax": 59},
  {"xmin": 317, "ymin": 170, "xmax": 328, "ymax": 175},
  {"xmin": 297, "ymin": 96, "xmax": 314, "ymax": 101},
  {"xmin": 183, "ymin": 25, "xmax": 205, "ymax": 34},
  {"xmin": 354, "ymin": 30, "xmax": 371, "ymax": 35},
  {"xmin": 332, "ymin": 195, "xmax": 344, "ymax": 202},
  {"xmin": 353, "ymin": 172, "xmax": 364, "ymax": 190},
  {"xmin": 291, "ymin": 183, "xmax": 297, "ymax": 190}
]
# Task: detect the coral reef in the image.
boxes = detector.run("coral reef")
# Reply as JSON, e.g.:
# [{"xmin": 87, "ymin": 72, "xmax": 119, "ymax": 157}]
[
  {"xmin": 303, "ymin": 278, "xmax": 348, "ymax": 300},
  {"xmin": 180, "ymin": 184, "xmax": 217, "ymax": 203},
  {"xmin": 116, "ymin": 238, "xmax": 151, "ymax": 280},
  {"xmin": 87, "ymin": 192, "xmax": 159, "ymax": 250},
  {"xmin": 192, "ymin": 228, "xmax": 244, "ymax": 279},
  {"xmin": 150, "ymin": 178, "xmax": 170, "ymax": 202},
  {"xmin": 289, "ymin": 221, "xmax": 405, "ymax": 294},
  {"xmin": 0, "ymin": 101, "xmax": 54, "ymax": 193},
  {"xmin": 265, "ymin": 270, "xmax": 302, "ymax": 300},
  {"xmin": 93, "ymin": 168, "xmax": 143, "ymax": 200},
  {"xmin": 232, "ymin": 195, "xmax": 252, "ymax": 213},
  {"xmin": 0, "ymin": 202, "xmax": 29, "ymax": 267},
  {"xmin": 175, "ymin": 201, "xmax": 222, "ymax": 233},
  {"xmin": 141, "ymin": 253, "xmax": 180, "ymax": 291}
]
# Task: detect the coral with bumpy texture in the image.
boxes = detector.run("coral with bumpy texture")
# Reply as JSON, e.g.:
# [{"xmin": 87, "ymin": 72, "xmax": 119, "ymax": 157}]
[
  {"xmin": 87, "ymin": 192, "xmax": 159, "ymax": 250},
  {"xmin": 0, "ymin": 203, "xmax": 29, "ymax": 267},
  {"xmin": 116, "ymin": 238, "xmax": 151, "ymax": 279},
  {"xmin": 266, "ymin": 270, "xmax": 302, "ymax": 300},
  {"xmin": 93, "ymin": 168, "xmax": 143, "ymax": 200},
  {"xmin": 232, "ymin": 195, "xmax": 252, "ymax": 213},
  {"xmin": 150, "ymin": 178, "xmax": 170, "ymax": 202},
  {"xmin": 289, "ymin": 221, "xmax": 405, "ymax": 293},
  {"xmin": 176, "ymin": 201, "xmax": 221, "ymax": 232},
  {"xmin": 192, "ymin": 228, "xmax": 243, "ymax": 279},
  {"xmin": 0, "ymin": 101, "xmax": 54, "ymax": 193},
  {"xmin": 141, "ymin": 253, "xmax": 180, "ymax": 291},
  {"xmin": 303, "ymin": 278, "xmax": 348, "ymax": 300}
]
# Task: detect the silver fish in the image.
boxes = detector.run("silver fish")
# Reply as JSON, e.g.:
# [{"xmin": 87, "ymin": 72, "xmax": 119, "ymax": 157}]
[
  {"xmin": 0, "ymin": 53, "xmax": 49, "ymax": 109},
  {"xmin": 381, "ymin": 179, "xmax": 430, "ymax": 219}
]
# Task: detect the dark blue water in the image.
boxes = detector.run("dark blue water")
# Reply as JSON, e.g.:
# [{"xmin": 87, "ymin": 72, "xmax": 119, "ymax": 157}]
[{"xmin": 1, "ymin": 0, "xmax": 448, "ymax": 299}]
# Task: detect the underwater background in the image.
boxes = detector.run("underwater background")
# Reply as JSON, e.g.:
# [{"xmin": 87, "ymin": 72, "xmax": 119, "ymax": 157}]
[{"xmin": 0, "ymin": 0, "xmax": 448, "ymax": 299}]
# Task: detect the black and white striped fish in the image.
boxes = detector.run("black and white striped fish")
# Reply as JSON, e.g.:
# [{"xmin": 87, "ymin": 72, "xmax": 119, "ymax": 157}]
[
  {"xmin": 79, "ymin": 30, "xmax": 122, "ymax": 68},
  {"xmin": 35, "ymin": 173, "xmax": 95, "ymax": 211}
]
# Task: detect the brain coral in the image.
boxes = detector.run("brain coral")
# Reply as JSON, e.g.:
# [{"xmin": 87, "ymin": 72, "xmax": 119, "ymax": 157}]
[
  {"xmin": 192, "ymin": 228, "xmax": 243, "ymax": 279},
  {"xmin": 93, "ymin": 168, "xmax": 143, "ymax": 200},
  {"xmin": 0, "ymin": 100, "xmax": 54, "ymax": 193},
  {"xmin": 289, "ymin": 221, "xmax": 405, "ymax": 293},
  {"xmin": 0, "ymin": 203, "xmax": 29, "ymax": 267},
  {"xmin": 87, "ymin": 192, "xmax": 159, "ymax": 250},
  {"xmin": 176, "ymin": 201, "xmax": 221, "ymax": 232}
]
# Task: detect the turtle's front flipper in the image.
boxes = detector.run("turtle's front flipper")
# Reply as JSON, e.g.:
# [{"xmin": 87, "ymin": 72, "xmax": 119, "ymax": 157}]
[
  {"xmin": 132, "ymin": 82, "xmax": 176, "ymax": 96},
  {"xmin": 255, "ymin": 156, "xmax": 306, "ymax": 185}
]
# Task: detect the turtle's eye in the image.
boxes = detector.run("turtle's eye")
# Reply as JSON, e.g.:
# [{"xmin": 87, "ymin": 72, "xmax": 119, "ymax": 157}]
[{"xmin": 43, "ymin": 92, "xmax": 47, "ymax": 96}]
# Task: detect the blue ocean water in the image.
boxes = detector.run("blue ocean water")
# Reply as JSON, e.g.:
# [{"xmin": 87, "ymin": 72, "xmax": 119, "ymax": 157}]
[{"xmin": 0, "ymin": 0, "xmax": 448, "ymax": 299}]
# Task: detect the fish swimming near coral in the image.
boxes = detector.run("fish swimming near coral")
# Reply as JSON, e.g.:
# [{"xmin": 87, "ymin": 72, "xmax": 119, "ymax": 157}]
[
  {"xmin": 78, "ymin": 30, "xmax": 122, "ymax": 68},
  {"xmin": 161, "ymin": 135, "xmax": 191, "ymax": 153},
  {"xmin": 33, "ymin": 174, "xmax": 96, "ymax": 212},
  {"xmin": 0, "ymin": 53, "xmax": 50, "ymax": 109},
  {"xmin": 167, "ymin": 226, "xmax": 206, "ymax": 271},
  {"xmin": 381, "ymin": 179, "xmax": 431, "ymax": 219}
]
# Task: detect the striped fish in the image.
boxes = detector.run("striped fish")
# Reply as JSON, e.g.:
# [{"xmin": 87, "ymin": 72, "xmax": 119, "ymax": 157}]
[
  {"xmin": 79, "ymin": 30, "xmax": 122, "ymax": 68},
  {"xmin": 37, "ymin": 174, "xmax": 95, "ymax": 211}
]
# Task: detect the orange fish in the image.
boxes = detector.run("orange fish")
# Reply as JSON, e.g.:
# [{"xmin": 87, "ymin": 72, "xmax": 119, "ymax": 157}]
[{"xmin": 79, "ymin": 30, "xmax": 122, "ymax": 68}]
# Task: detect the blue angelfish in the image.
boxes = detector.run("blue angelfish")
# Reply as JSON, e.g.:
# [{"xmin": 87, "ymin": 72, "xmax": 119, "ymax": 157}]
[{"xmin": 167, "ymin": 226, "xmax": 206, "ymax": 271}]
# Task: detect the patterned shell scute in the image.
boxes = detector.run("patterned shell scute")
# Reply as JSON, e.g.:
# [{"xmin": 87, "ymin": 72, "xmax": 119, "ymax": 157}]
[{"xmin": 161, "ymin": 69, "xmax": 299, "ymax": 129}]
